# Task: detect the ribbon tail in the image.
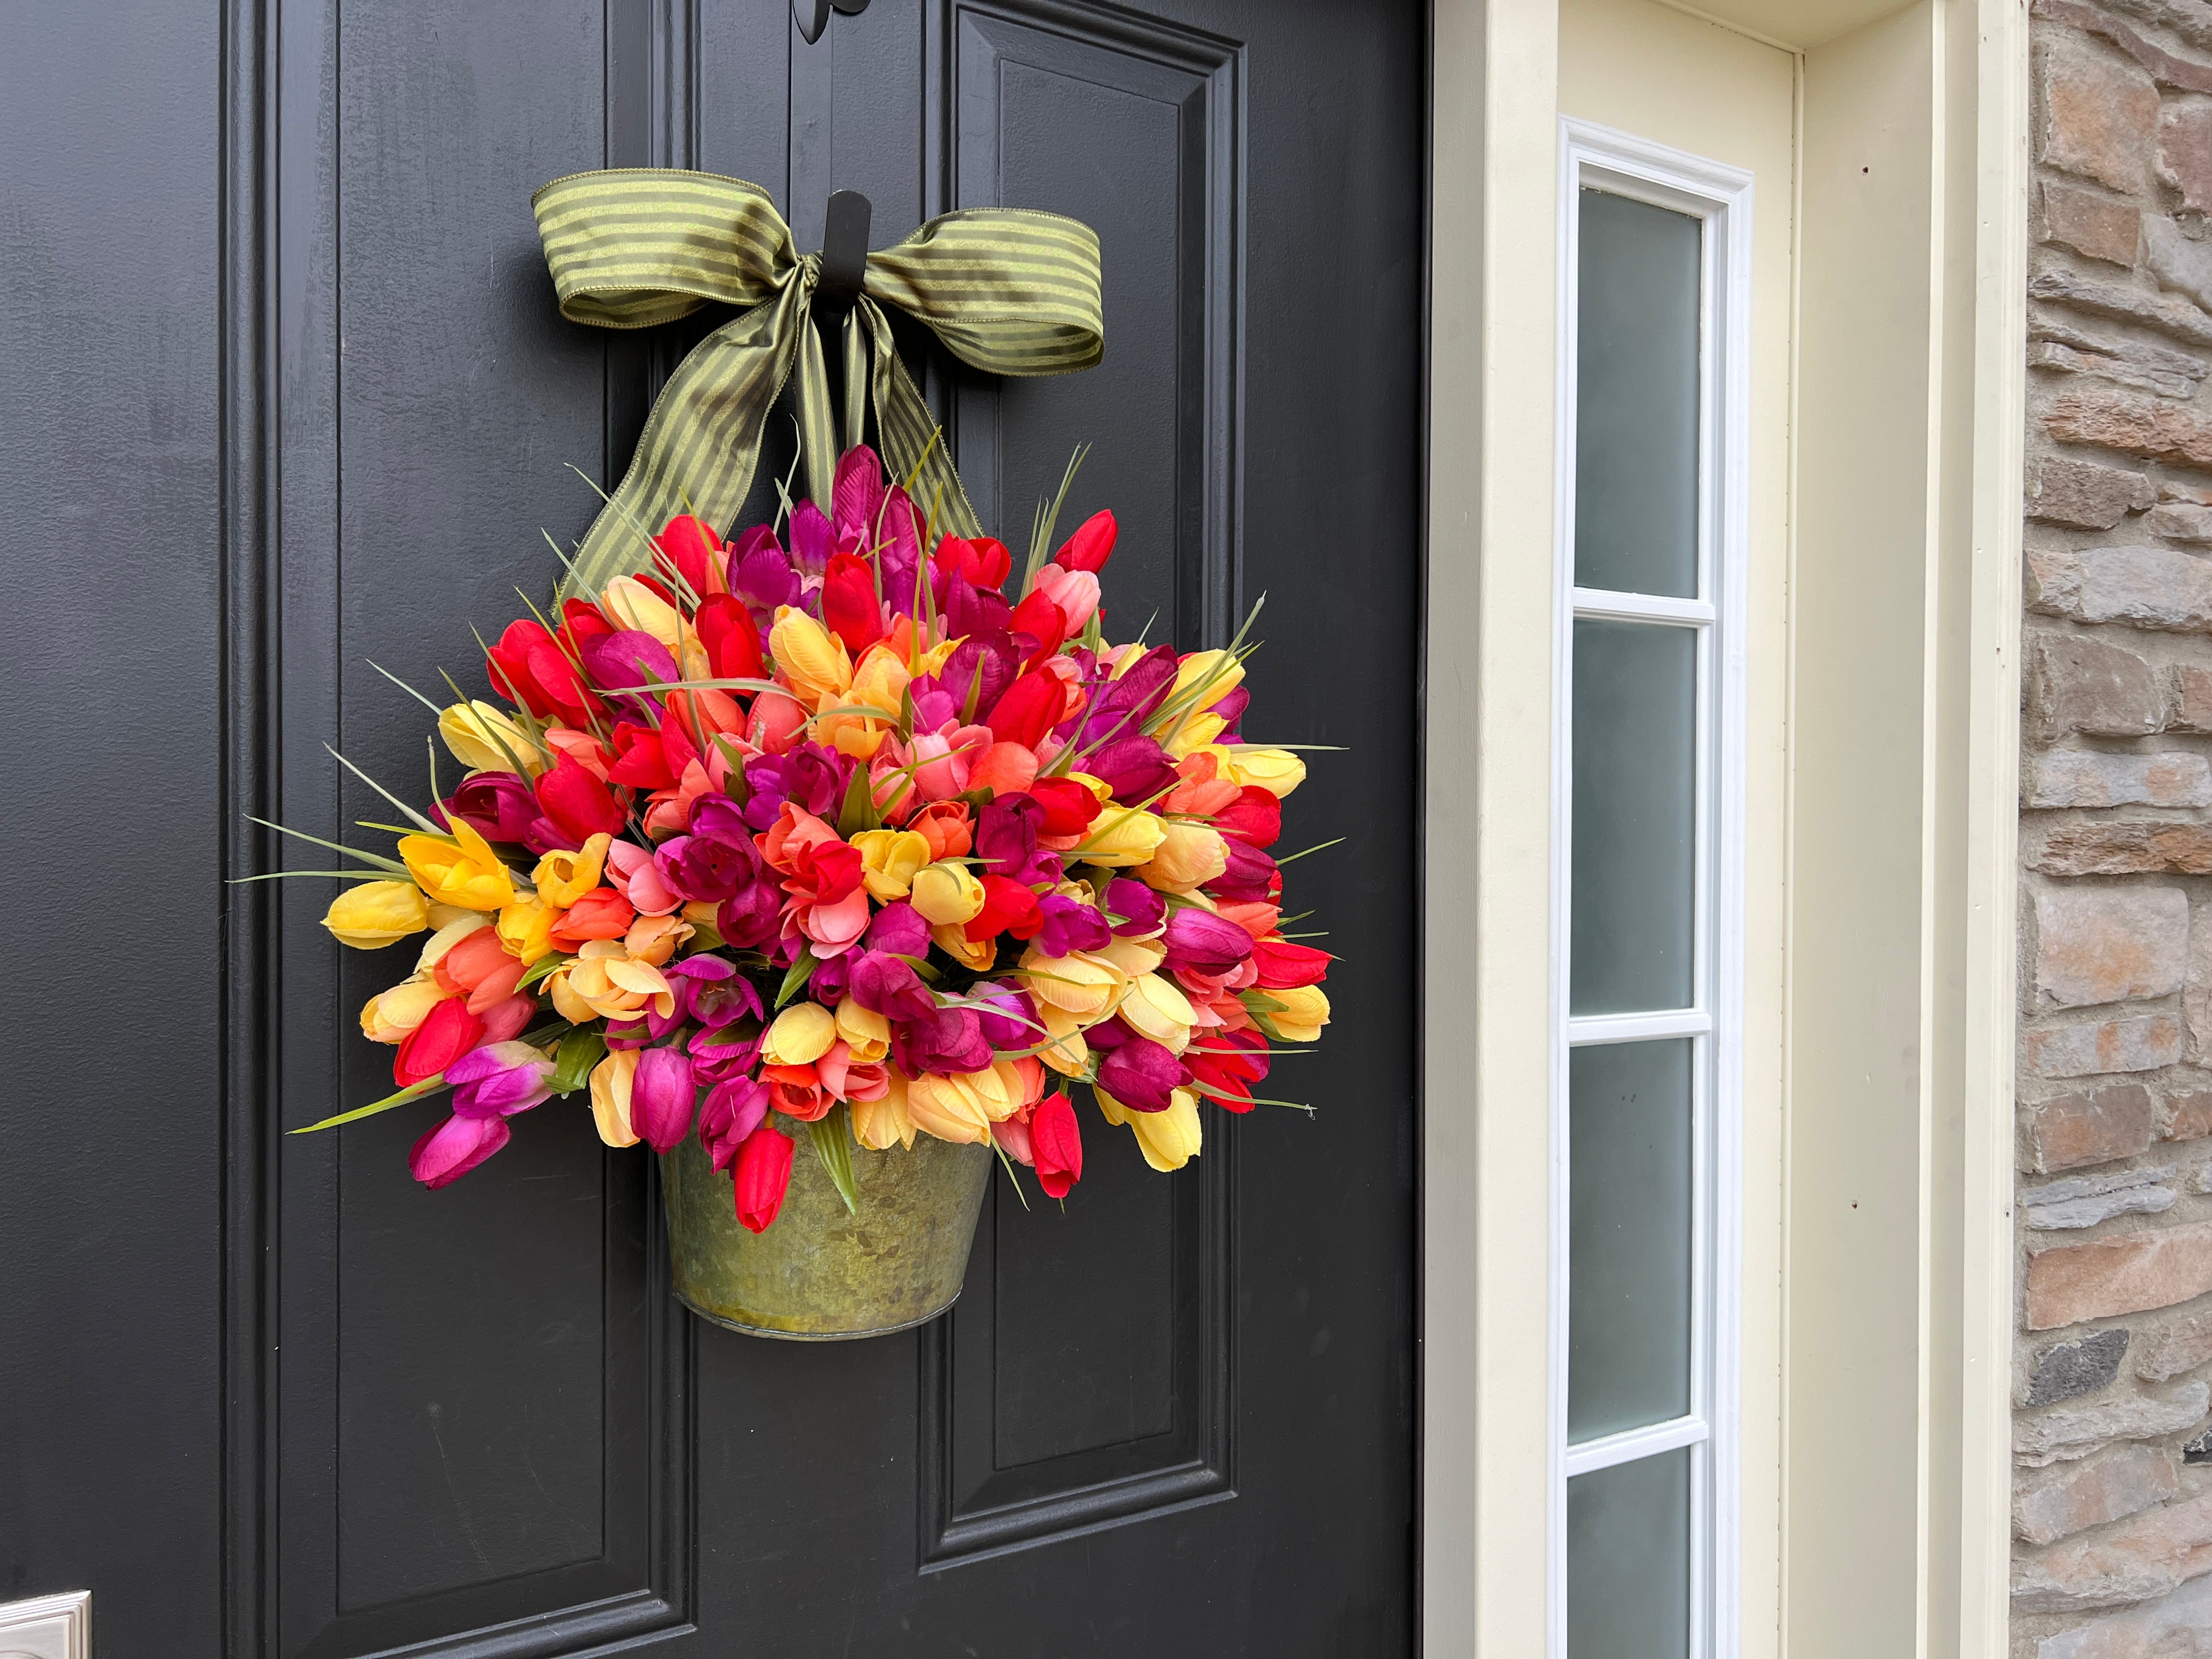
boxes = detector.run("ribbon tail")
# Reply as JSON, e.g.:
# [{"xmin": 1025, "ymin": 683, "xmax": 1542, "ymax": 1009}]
[
  {"xmin": 794, "ymin": 307, "xmax": 839, "ymax": 516},
  {"xmin": 567, "ymin": 277, "xmax": 811, "ymax": 597},
  {"xmin": 839, "ymin": 310, "xmax": 868, "ymax": 455},
  {"xmin": 857, "ymin": 297, "xmax": 982, "ymax": 541}
]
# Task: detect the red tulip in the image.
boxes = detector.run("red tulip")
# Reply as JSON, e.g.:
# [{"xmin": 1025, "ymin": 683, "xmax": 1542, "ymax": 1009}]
[
  {"xmin": 963, "ymin": 872, "xmax": 1043, "ymax": 942},
  {"xmin": 1251, "ymin": 938, "xmax": 1332, "ymax": 989},
  {"xmin": 535, "ymin": 752, "xmax": 628, "ymax": 843},
  {"xmin": 1213, "ymin": 785, "xmax": 1282, "ymax": 848},
  {"xmin": 487, "ymin": 617, "xmax": 600, "ymax": 724},
  {"xmin": 821, "ymin": 550, "xmax": 884, "ymax": 652},
  {"xmin": 654, "ymin": 514, "xmax": 726, "ymax": 597},
  {"xmin": 549, "ymin": 887, "xmax": 635, "ymax": 949},
  {"xmin": 607, "ymin": 720, "xmax": 677, "ymax": 790},
  {"xmin": 695, "ymin": 592, "xmax": 765, "ymax": 682},
  {"xmin": 1008, "ymin": 586, "xmax": 1068, "ymax": 665},
  {"xmin": 1030, "ymin": 1092, "xmax": 1082, "ymax": 1198},
  {"xmin": 1052, "ymin": 509, "xmax": 1116, "ymax": 573},
  {"xmin": 735, "ymin": 1125, "xmax": 795, "ymax": 1233},
  {"xmin": 986, "ymin": 672, "xmax": 1062, "ymax": 751},
  {"xmin": 932, "ymin": 534, "xmax": 1013, "ymax": 588},
  {"xmin": 1184, "ymin": 1028, "xmax": 1269, "ymax": 1112},
  {"xmin": 395, "ymin": 996, "xmax": 485, "ymax": 1088},
  {"xmin": 1029, "ymin": 775, "xmax": 1103, "ymax": 836}
]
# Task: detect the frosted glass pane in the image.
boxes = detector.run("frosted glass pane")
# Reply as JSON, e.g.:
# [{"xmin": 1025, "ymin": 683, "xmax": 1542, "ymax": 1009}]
[
  {"xmin": 1576, "ymin": 188, "xmax": 1701, "ymax": 599},
  {"xmin": 1571, "ymin": 619, "xmax": 1696, "ymax": 1015},
  {"xmin": 1568, "ymin": 1449, "xmax": 1692, "ymax": 1659},
  {"xmin": 1568, "ymin": 1040, "xmax": 1694, "ymax": 1440}
]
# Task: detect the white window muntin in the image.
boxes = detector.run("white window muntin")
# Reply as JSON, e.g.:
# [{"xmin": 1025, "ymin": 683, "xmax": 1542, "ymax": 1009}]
[{"xmin": 1550, "ymin": 119, "xmax": 1752, "ymax": 1659}]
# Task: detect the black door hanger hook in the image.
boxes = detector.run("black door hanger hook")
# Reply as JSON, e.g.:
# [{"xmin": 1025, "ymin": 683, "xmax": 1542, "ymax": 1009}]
[
  {"xmin": 795, "ymin": 0, "xmax": 869, "ymax": 45},
  {"xmin": 815, "ymin": 189, "xmax": 872, "ymax": 314}
]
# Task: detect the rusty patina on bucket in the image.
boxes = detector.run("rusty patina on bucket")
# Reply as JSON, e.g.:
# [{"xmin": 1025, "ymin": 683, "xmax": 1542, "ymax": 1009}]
[{"xmin": 659, "ymin": 1128, "xmax": 992, "ymax": 1340}]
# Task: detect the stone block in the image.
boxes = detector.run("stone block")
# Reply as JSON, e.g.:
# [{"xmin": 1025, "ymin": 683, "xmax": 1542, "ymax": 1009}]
[
  {"xmin": 2148, "ymin": 502, "xmax": 2212, "ymax": 540},
  {"xmin": 2017, "ymin": 1379, "xmax": 2212, "ymax": 1466},
  {"xmin": 2035, "ymin": 0, "xmax": 2212, "ymax": 91},
  {"xmin": 2039, "ymin": 1571, "xmax": 2212, "ymax": 1659},
  {"xmin": 2033, "ymin": 338, "xmax": 2206, "ymax": 398},
  {"xmin": 2036, "ymin": 823, "xmax": 2212, "ymax": 876},
  {"xmin": 2028, "ymin": 1221, "xmax": 2212, "ymax": 1329},
  {"xmin": 2025, "ymin": 1084, "xmax": 2161, "ymax": 1171},
  {"xmin": 2025, "ymin": 750, "xmax": 2212, "ymax": 808},
  {"xmin": 2137, "ymin": 1311, "xmax": 2212, "ymax": 1381},
  {"xmin": 2017, "ymin": 1445, "xmax": 2183, "ymax": 1548},
  {"xmin": 2035, "ymin": 309, "xmax": 2211, "ymax": 390},
  {"xmin": 2029, "ymin": 1017, "xmax": 2187, "ymax": 1080},
  {"xmin": 2044, "ymin": 179, "xmax": 2142, "ymax": 264},
  {"xmin": 2027, "ymin": 631, "xmax": 2168, "ymax": 736},
  {"xmin": 2045, "ymin": 386, "xmax": 2212, "ymax": 470},
  {"xmin": 2166, "ymin": 1092, "xmax": 2212, "ymax": 1141},
  {"xmin": 2030, "ymin": 267, "xmax": 2212, "ymax": 348},
  {"xmin": 2030, "ymin": 1329, "xmax": 2136, "ymax": 1405},
  {"xmin": 2031, "ymin": 458, "xmax": 2159, "ymax": 529},
  {"xmin": 2027, "ymin": 544, "xmax": 2212, "ymax": 633},
  {"xmin": 2189, "ymin": 917, "xmax": 2212, "ymax": 1062},
  {"xmin": 2176, "ymin": 664, "xmax": 2212, "ymax": 730},
  {"xmin": 2035, "ymin": 886, "xmax": 2189, "ymax": 1008},
  {"xmin": 2163, "ymin": 98, "xmax": 2212, "ymax": 212},
  {"xmin": 2013, "ymin": 1490, "xmax": 2212, "ymax": 1612},
  {"xmin": 2147, "ymin": 215, "xmax": 2212, "ymax": 313},
  {"xmin": 2025, "ymin": 1168, "xmax": 2180, "ymax": 1228},
  {"xmin": 2041, "ymin": 29, "xmax": 2161, "ymax": 193}
]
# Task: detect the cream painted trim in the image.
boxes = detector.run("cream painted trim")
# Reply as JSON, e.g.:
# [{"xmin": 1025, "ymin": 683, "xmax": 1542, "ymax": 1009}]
[
  {"xmin": 1426, "ymin": 1, "xmax": 2026, "ymax": 1654},
  {"xmin": 1424, "ymin": 1, "xmax": 1560, "ymax": 1654}
]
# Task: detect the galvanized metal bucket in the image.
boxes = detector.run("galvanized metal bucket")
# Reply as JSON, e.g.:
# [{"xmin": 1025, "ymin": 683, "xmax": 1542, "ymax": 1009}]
[{"xmin": 658, "ymin": 1128, "xmax": 992, "ymax": 1340}]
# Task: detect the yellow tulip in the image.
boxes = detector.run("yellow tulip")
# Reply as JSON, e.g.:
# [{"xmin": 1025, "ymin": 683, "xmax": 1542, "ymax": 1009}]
[
  {"xmin": 1171, "ymin": 649, "xmax": 1244, "ymax": 710},
  {"xmin": 834, "ymin": 1000, "xmax": 891, "ymax": 1063},
  {"xmin": 1097, "ymin": 1085, "xmax": 1203, "ymax": 1171},
  {"xmin": 415, "ymin": 912, "xmax": 493, "ymax": 972},
  {"xmin": 762, "ymin": 1002, "xmax": 837, "ymax": 1066},
  {"xmin": 322, "ymin": 879, "xmax": 429, "ymax": 949},
  {"xmin": 1119, "ymin": 973, "xmax": 1197, "ymax": 1053},
  {"xmin": 1035, "ymin": 1002, "xmax": 1091, "ymax": 1077},
  {"xmin": 426, "ymin": 901, "xmax": 478, "ymax": 930},
  {"xmin": 822, "ymin": 641, "xmax": 910, "ymax": 755},
  {"xmin": 602, "ymin": 574, "xmax": 686, "ymax": 647},
  {"xmin": 851, "ymin": 829, "xmax": 931, "ymax": 901},
  {"xmin": 910, "ymin": 861, "xmax": 985, "ymax": 924},
  {"xmin": 1164, "ymin": 712, "xmax": 1227, "ymax": 759},
  {"xmin": 1213, "ymin": 745, "xmax": 1306, "ymax": 798},
  {"xmin": 1017, "ymin": 947, "xmax": 1130, "ymax": 1018},
  {"xmin": 547, "ymin": 938, "xmax": 674, "ymax": 1024},
  {"xmin": 1268, "ymin": 984, "xmax": 1332, "ymax": 1042},
  {"xmin": 769, "ymin": 605, "xmax": 852, "ymax": 710},
  {"xmin": 1075, "ymin": 807, "xmax": 1168, "ymax": 868},
  {"xmin": 905, "ymin": 1071, "xmax": 995, "ymax": 1145},
  {"xmin": 532, "ymin": 833, "xmax": 610, "ymax": 907},
  {"xmin": 851, "ymin": 1075, "xmax": 917, "ymax": 1150},
  {"xmin": 932, "ymin": 923, "xmax": 998, "ymax": 972},
  {"xmin": 399, "ymin": 819, "xmax": 515, "ymax": 913},
  {"xmin": 438, "ymin": 701, "xmax": 546, "ymax": 775},
  {"xmin": 1098, "ymin": 936, "xmax": 1167, "ymax": 978},
  {"xmin": 589, "ymin": 1050, "xmax": 641, "ymax": 1147},
  {"xmin": 360, "ymin": 978, "xmax": 448, "ymax": 1042},
  {"xmin": 496, "ymin": 897, "xmax": 557, "ymax": 965},
  {"xmin": 1133, "ymin": 822, "xmax": 1227, "ymax": 893}
]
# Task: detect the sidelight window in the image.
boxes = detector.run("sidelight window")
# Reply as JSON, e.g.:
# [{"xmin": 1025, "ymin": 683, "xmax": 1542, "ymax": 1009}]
[{"xmin": 1552, "ymin": 122, "xmax": 1751, "ymax": 1659}]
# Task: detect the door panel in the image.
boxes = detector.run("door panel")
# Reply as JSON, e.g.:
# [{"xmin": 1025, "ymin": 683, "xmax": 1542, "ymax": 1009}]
[{"xmin": 2, "ymin": 1, "xmax": 1420, "ymax": 1654}]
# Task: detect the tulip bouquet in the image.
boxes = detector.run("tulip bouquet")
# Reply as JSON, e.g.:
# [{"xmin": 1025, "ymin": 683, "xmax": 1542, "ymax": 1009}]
[{"xmin": 283, "ymin": 445, "xmax": 1330, "ymax": 1234}]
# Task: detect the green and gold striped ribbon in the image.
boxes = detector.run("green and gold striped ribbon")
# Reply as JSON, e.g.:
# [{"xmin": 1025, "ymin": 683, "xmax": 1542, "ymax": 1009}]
[{"xmin": 532, "ymin": 168, "xmax": 1104, "ymax": 594}]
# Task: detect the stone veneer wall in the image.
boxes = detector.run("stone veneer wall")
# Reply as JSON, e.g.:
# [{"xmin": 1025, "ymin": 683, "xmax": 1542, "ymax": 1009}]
[{"xmin": 2016, "ymin": 2, "xmax": 2212, "ymax": 1652}]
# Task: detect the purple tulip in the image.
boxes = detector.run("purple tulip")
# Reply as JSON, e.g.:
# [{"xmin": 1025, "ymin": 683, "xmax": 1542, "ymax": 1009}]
[
  {"xmin": 940, "ymin": 634, "xmax": 1019, "ymax": 723},
  {"xmin": 878, "ymin": 488, "xmax": 925, "ymax": 614},
  {"xmin": 969, "ymin": 981, "xmax": 1040, "ymax": 1048},
  {"xmin": 937, "ymin": 575, "xmax": 1012, "ymax": 642},
  {"xmin": 655, "ymin": 826, "xmax": 761, "ymax": 905},
  {"xmin": 716, "ymin": 876, "xmax": 783, "ymax": 951},
  {"xmin": 698, "ymin": 1076, "xmax": 772, "ymax": 1171},
  {"xmin": 445, "ymin": 1040, "xmax": 557, "ymax": 1119},
  {"xmin": 1210, "ymin": 684, "xmax": 1250, "ymax": 737},
  {"xmin": 631, "ymin": 1046, "xmax": 697, "ymax": 1154},
  {"xmin": 1097, "ymin": 1035, "xmax": 1190, "ymax": 1112},
  {"xmin": 1085, "ymin": 735, "xmax": 1180, "ymax": 803},
  {"xmin": 1211, "ymin": 839, "xmax": 1280, "ymax": 902},
  {"xmin": 740, "ymin": 743, "xmax": 849, "ymax": 831},
  {"xmin": 866, "ymin": 900, "xmax": 929, "ymax": 957},
  {"xmin": 1034, "ymin": 893, "xmax": 1111, "ymax": 958},
  {"xmin": 409, "ymin": 1113, "xmax": 511, "ymax": 1188},
  {"xmin": 810, "ymin": 951, "xmax": 852, "ymax": 1003},
  {"xmin": 1077, "ymin": 644, "xmax": 1179, "ymax": 745},
  {"xmin": 436, "ymin": 771, "xmax": 539, "ymax": 843},
  {"xmin": 1105, "ymin": 877, "xmax": 1166, "ymax": 937},
  {"xmin": 906, "ymin": 677, "xmax": 961, "ymax": 733},
  {"xmin": 1161, "ymin": 908, "xmax": 1255, "ymax": 976},
  {"xmin": 893, "ymin": 1006, "xmax": 991, "ymax": 1076},
  {"xmin": 830, "ymin": 448, "xmax": 882, "ymax": 546},
  {"xmin": 522, "ymin": 814, "xmax": 585, "ymax": 856},
  {"xmin": 977, "ymin": 793, "xmax": 1046, "ymax": 877},
  {"xmin": 728, "ymin": 524, "xmax": 802, "ymax": 628},
  {"xmin": 794, "ymin": 495, "xmax": 841, "ymax": 578},
  {"xmin": 849, "ymin": 951, "xmax": 938, "ymax": 1025},
  {"xmin": 689, "ymin": 1022, "xmax": 763, "ymax": 1084},
  {"xmin": 582, "ymin": 629, "xmax": 680, "ymax": 696}
]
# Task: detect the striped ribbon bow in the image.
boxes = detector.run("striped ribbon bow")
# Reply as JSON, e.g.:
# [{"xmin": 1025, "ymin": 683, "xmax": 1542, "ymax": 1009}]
[{"xmin": 532, "ymin": 168, "xmax": 1105, "ymax": 595}]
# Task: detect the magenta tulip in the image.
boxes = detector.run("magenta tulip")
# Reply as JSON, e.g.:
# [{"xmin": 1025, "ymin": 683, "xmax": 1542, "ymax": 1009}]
[{"xmin": 408, "ymin": 1113, "xmax": 511, "ymax": 1188}]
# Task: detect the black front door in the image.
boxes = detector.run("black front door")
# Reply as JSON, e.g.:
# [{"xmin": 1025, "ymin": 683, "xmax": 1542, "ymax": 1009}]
[{"xmin": 1, "ymin": 2, "xmax": 1422, "ymax": 1653}]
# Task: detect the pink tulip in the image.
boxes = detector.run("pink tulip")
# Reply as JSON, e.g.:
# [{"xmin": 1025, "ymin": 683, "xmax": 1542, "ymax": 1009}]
[{"xmin": 408, "ymin": 1113, "xmax": 511, "ymax": 1188}]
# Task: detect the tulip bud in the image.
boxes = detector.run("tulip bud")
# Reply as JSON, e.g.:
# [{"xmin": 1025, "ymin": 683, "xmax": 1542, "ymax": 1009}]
[
  {"xmin": 630, "ymin": 1046, "xmax": 697, "ymax": 1153},
  {"xmin": 761, "ymin": 1002, "xmax": 837, "ymax": 1066},
  {"xmin": 438, "ymin": 701, "xmax": 546, "ymax": 775},
  {"xmin": 531, "ymin": 833, "xmax": 611, "ymax": 907},
  {"xmin": 1267, "ymin": 984, "xmax": 1332, "ymax": 1043},
  {"xmin": 851, "ymin": 828, "xmax": 931, "ymax": 901},
  {"xmin": 834, "ymin": 999, "xmax": 891, "ymax": 1063},
  {"xmin": 734, "ymin": 1125, "xmax": 796, "ymax": 1233},
  {"xmin": 1132, "ymin": 822, "xmax": 1228, "ymax": 893},
  {"xmin": 323, "ymin": 880, "xmax": 430, "ymax": 949},
  {"xmin": 910, "ymin": 861, "xmax": 987, "ymax": 925},
  {"xmin": 360, "ymin": 978, "xmax": 451, "ymax": 1043},
  {"xmin": 588, "ymin": 1049, "xmax": 641, "ymax": 1147},
  {"xmin": 1214, "ymin": 746, "xmax": 1306, "ymax": 798},
  {"xmin": 1076, "ymin": 808, "xmax": 1168, "ymax": 868}
]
